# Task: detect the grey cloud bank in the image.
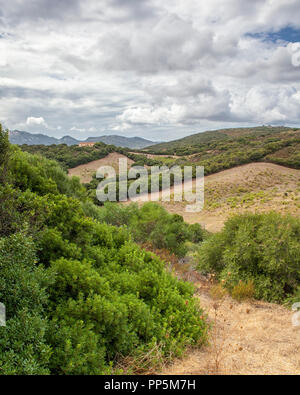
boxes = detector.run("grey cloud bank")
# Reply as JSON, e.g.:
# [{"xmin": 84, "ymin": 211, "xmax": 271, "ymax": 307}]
[{"xmin": 0, "ymin": 0, "xmax": 300, "ymax": 141}]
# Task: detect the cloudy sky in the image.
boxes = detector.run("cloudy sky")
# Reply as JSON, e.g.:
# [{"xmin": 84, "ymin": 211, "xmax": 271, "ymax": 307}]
[{"xmin": 0, "ymin": 0, "xmax": 300, "ymax": 141}]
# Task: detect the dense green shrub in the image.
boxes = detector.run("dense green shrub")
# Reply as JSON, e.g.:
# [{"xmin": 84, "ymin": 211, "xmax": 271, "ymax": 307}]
[
  {"xmin": 9, "ymin": 146, "xmax": 86, "ymax": 199},
  {"xmin": 99, "ymin": 202, "xmax": 206, "ymax": 257},
  {"xmin": 197, "ymin": 213, "xmax": 300, "ymax": 303},
  {"xmin": 0, "ymin": 126, "xmax": 208, "ymax": 374},
  {"xmin": 42, "ymin": 220, "xmax": 207, "ymax": 374},
  {"xmin": 0, "ymin": 233, "xmax": 53, "ymax": 374}
]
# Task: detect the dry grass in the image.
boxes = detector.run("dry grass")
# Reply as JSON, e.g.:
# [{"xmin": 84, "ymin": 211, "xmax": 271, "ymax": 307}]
[
  {"xmin": 161, "ymin": 162, "xmax": 300, "ymax": 232},
  {"xmin": 160, "ymin": 279, "xmax": 300, "ymax": 375},
  {"xmin": 210, "ymin": 283, "xmax": 228, "ymax": 301},
  {"xmin": 231, "ymin": 280, "xmax": 255, "ymax": 302},
  {"xmin": 114, "ymin": 343, "xmax": 168, "ymax": 375}
]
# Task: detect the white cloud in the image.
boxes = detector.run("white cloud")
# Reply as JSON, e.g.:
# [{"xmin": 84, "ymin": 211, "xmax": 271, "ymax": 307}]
[
  {"xmin": 26, "ymin": 116, "xmax": 48, "ymax": 127},
  {"xmin": 70, "ymin": 126, "xmax": 86, "ymax": 133},
  {"xmin": 111, "ymin": 122, "xmax": 132, "ymax": 131}
]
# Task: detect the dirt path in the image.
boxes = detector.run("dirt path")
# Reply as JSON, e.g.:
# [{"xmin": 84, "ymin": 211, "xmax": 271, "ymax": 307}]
[{"xmin": 161, "ymin": 280, "xmax": 300, "ymax": 375}]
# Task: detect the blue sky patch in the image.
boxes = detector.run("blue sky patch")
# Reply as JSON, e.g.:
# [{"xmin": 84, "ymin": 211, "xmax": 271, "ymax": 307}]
[{"xmin": 247, "ymin": 27, "xmax": 300, "ymax": 43}]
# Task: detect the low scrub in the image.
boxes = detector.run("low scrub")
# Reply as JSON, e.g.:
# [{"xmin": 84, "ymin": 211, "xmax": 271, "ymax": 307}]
[
  {"xmin": 0, "ymin": 126, "xmax": 208, "ymax": 374},
  {"xmin": 98, "ymin": 202, "xmax": 206, "ymax": 257},
  {"xmin": 231, "ymin": 280, "xmax": 255, "ymax": 302},
  {"xmin": 197, "ymin": 212, "xmax": 300, "ymax": 303}
]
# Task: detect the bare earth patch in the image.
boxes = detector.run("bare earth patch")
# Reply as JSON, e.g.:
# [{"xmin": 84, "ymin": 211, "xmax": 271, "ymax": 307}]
[
  {"xmin": 160, "ymin": 279, "xmax": 300, "ymax": 375},
  {"xmin": 68, "ymin": 152, "xmax": 134, "ymax": 183}
]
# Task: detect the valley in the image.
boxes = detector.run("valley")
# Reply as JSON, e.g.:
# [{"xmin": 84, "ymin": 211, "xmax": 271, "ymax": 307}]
[
  {"xmin": 3, "ymin": 0, "xmax": 300, "ymax": 378},
  {"xmin": 5, "ymin": 125, "xmax": 300, "ymax": 375}
]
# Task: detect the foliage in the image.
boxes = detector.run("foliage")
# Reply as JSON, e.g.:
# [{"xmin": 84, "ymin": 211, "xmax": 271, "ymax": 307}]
[
  {"xmin": 20, "ymin": 142, "xmax": 127, "ymax": 170},
  {"xmin": 0, "ymin": 125, "xmax": 207, "ymax": 374},
  {"xmin": 9, "ymin": 146, "xmax": 86, "ymax": 199},
  {"xmin": 145, "ymin": 127, "xmax": 300, "ymax": 173},
  {"xmin": 197, "ymin": 212, "xmax": 300, "ymax": 303},
  {"xmin": 0, "ymin": 233, "xmax": 53, "ymax": 374},
  {"xmin": 98, "ymin": 202, "xmax": 206, "ymax": 257}
]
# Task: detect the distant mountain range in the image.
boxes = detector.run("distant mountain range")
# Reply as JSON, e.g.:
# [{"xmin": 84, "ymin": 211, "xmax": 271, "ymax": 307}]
[{"xmin": 8, "ymin": 130, "xmax": 157, "ymax": 149}]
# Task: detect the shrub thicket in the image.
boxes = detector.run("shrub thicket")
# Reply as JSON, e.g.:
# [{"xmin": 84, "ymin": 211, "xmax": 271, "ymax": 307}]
[
  {"xmin": 98, "ymin": 202, "xmax": 206, "ymax": 257},
  {"xmin": 0, "ymin": 126, "xmax": 207, "ymax": 374},
  {"xmin": 197, "ymin": 213, "xmax": 300, "ymax": 303},
  {"xmin": 20, "ymin": 142, "xmax": 124, "ymax": 170}
]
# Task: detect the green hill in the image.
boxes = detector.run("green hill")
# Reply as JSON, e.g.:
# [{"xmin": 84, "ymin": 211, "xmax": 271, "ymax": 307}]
[
  {"xmin": 146, "ymin": 126, "xmax": 298, "ymax": 153},
  {"xmin": 142, "ymin": 126, "xmax": 300, "ymax": 173}
]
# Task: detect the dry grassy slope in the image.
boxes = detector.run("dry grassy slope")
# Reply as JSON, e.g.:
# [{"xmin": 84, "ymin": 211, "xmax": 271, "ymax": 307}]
[
  {"xmin": 69, "ymin": 154, "xmax": 300, "ymax": 230},
  {"xmin": 68, "ymin": 152, "xmax": 134, "ymax": 183},
  {"xmin": 161, "ymin": 162, "xmax": 300, "ymax": 232}
]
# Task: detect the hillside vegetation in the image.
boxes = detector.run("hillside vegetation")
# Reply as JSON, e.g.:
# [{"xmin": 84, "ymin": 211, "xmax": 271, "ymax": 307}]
[
  {"xmin": 0, "ymin": 125, "xmax": 207, "ymax": 375},
  {"xmin": 21, "ymin": 127, "xmax": 300, "ymax": 194},
  {"xmin": 197, "ymin": 212, "xmax": 300, "ymax": 303},
  {"xmin": 3, "ymin": 124, "xmax": 300, "ymax": 375},
  {"xmin": 145, "ymin": 126, "xmax": 300, "ymax": 173},
  {"xmin": 21, "ymin": 142, "xmax": 127, "ymax": 170}
]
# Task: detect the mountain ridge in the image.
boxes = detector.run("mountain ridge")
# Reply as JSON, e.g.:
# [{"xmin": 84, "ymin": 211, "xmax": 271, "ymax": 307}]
[{"xmin": 8, "ymin": 129, "xmax": 157, "ymax": 149}]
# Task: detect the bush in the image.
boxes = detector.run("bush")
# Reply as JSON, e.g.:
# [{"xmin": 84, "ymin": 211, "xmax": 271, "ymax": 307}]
[
  {"xmin": 231, "ymin": 280, "xmax": 255, "ymax": 302},
  {"xmin": 197, "ymin": 212, "xmax": 300, "ymax": 303},
  {"xmin": 9, "ymin": 145, "xmax": 87, "ymax": 199},
  {"xmin": 100, "ymin": 202, "xmax": 206, "ymax": 257},
  {"xmin": 0, "ymin": 233, "xmax": 53, "ymax": 374}
]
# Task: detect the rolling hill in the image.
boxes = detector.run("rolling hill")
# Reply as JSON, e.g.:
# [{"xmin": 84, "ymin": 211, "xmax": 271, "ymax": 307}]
[
  {"xmin": 146, "ymin": 126, "xmax": 298, "ymax": 154},
  {"xmin": 142, "ymin": 126, "xmax": 300, "ymax": 172}
]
